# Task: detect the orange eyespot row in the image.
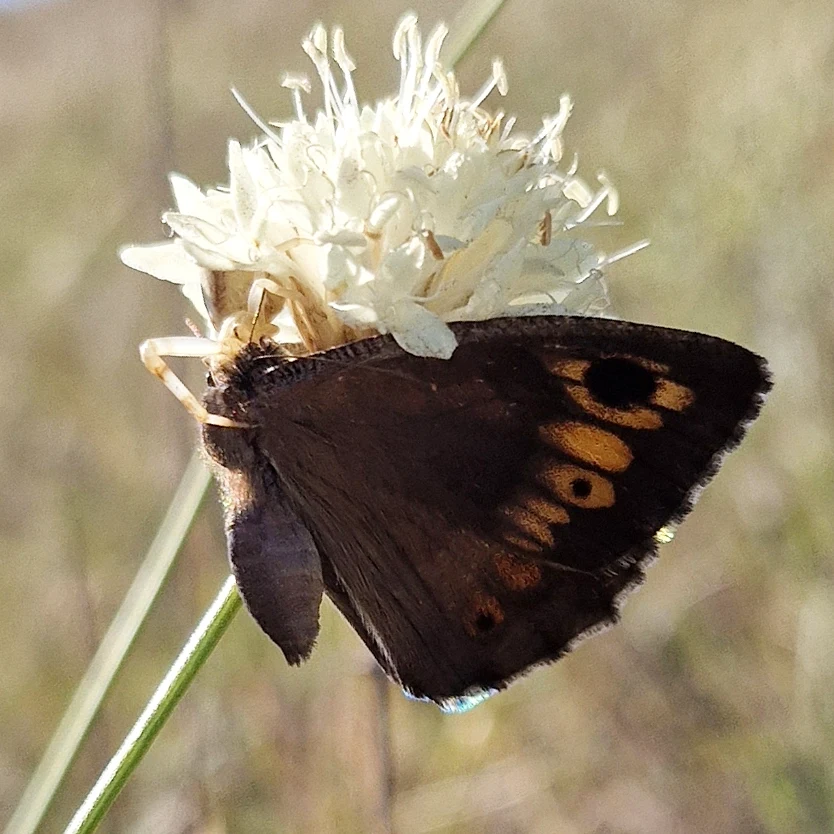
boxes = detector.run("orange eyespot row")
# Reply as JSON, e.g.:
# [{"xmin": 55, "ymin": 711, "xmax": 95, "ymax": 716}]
[{"xmin": 492, "ymin": 351, "xmax": 699, "ymax": 592}]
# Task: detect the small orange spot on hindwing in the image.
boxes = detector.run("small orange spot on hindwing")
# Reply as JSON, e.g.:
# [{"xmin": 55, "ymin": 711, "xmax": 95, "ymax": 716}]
[
  {"xmin": 500, "ymin": 505, "xmax": 556, "ymax": 547},
  {"xmin": 499, "ymin": 492, "xmax": 570, "ymax": 549},
  {"xmin": 650, "ymin": 379, "xmax": 695, "ymax": 412},
  {"xmin": 565, "ymin": 384, "xmax": 663, "ymax": 430},
  {"xmin": 517, "ymin": 492, "xmax": 571, "ymax": 525},
  {"xmin": 537, "ymin": 462, "xmax": 616, "ymax": 509},
  {"xmin": 540, "ymin": 421, "xmax": 634, "ymax": 473},
  {"xmin": 494, "ymin": 551, "xmax": 542, "ymax": 591},
  {"xmin": 465, "ymin": 593, "xmax": 505, "ymax": 637}
]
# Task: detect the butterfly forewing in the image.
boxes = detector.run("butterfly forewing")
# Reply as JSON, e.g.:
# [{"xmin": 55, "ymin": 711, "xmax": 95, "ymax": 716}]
[{"xmin": 202, "ymin": 316, "xmax": 770, "ymax": 705}]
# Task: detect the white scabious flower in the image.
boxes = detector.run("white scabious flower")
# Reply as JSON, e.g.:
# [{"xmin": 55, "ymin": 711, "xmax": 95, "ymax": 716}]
[{"xmin": 122, "ymin": 15, "xmax": 646, "ymax": 361}]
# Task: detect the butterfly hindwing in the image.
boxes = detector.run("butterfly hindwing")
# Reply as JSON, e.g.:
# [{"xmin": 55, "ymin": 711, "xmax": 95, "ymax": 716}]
[{"xmin": 202, "ymin": 316, "xmax": 769, "ymax": 704}]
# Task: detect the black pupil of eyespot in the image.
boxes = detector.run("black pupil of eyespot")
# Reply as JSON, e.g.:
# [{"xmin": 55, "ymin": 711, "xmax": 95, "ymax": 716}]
[
  {"xmin": 571, "ymin": 478, "xmax": 592, "ymax": 499},
  {"xmin": 584, "ymin": 357, "xmax": 656, "ymax": 407},
  {"xmin": 475, "ymin": 612, "xmax": 496, "ymax": 632}
]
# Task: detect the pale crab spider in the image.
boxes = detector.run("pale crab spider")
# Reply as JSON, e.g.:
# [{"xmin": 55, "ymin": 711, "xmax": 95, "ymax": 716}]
[{"xmin": 140, "ymin": 274, "xmax": 306, "ymax": 428}]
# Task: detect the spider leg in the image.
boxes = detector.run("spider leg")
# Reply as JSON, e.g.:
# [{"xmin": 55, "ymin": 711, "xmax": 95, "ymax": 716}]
[{"xmin": 140, "ymin": 337, "xmax": 247, "ymax": 428}]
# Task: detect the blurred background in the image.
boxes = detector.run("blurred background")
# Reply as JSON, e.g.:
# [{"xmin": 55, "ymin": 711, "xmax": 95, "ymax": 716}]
[{"xmin": 1, "ymin": 0, "xmax": 832, "ymax": 831}]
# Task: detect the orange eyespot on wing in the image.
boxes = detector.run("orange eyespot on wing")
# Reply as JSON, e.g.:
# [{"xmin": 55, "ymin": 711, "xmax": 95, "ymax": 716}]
[
  {"xmin": 465, "ymin": 593, "xmax": 505, "ymax": 637},
  {"xmin": 540, "ymin": 350, "xmax": 698, "ymax": 429},
  {"xmin": 536, "ymin": 462, "xmax": 616, "ymax": 509},
  {"xmin": 564, "ymin": 385, "xmax": 663, "ymax": 430}
]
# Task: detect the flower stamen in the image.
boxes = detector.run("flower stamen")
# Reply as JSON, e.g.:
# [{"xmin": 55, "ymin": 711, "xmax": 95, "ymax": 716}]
[{"xmin": 281, "ymin": 74, "xmax": 311, "ymax": 124}]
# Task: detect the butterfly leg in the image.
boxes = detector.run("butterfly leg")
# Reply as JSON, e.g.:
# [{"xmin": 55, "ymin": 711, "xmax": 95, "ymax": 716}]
[
  {"xmin": 246, "ymin": 276, "xmax": 337, "ymax": 353},
  {"xmin": 140, "ymin": 336, "xmax": 245, "ymax": 427},
  {"xmin": 246, "ymin": 276, "xmax": 304, "ymax": 317},
  {"xmin": 245, "ymin": 276, "xmax": 309, "ymax": 341}
]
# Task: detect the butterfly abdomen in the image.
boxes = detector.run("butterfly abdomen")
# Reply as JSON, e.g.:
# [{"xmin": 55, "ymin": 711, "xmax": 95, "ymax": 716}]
[{"xmin": 203, "ymin": 421, "xmax": 325, "ymax": 665}]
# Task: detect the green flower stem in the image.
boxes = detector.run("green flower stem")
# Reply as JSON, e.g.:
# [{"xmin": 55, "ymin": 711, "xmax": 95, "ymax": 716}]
[
  {"xmin": 63, "ymin": 575, "xmax": 242, "ymax": 834},
  {"xmin": 444, "ymin": 0, "xmax": 508, "ymax": 68},
  {"xmin": 4, "ymin": 453, "xmax": 211, "ymax": 834}
]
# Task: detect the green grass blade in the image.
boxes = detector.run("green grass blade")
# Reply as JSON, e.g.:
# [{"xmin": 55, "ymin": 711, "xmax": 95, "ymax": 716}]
[
  {"xmin": 63, "ymin": 576, "xmax": 242, "ymax": 834},
  {"xmin": 4, "ymin": 453, "xmax": 211, "ymax": 834},
  {"xmin": 443, "ymin": 0, "xmax": 509, "ymax": 68}
]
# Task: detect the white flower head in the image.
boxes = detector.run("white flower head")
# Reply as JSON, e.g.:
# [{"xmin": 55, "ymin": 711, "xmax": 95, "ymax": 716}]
[{"xmin": 122, "ymin": 15, "xmax": 646, "ymax": 367}]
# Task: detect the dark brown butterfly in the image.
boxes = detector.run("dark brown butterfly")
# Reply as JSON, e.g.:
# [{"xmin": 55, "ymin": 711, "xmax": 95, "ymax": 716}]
[{"xmin": 200, "ymin": 316, "xmax": 769, "ymax": 712}]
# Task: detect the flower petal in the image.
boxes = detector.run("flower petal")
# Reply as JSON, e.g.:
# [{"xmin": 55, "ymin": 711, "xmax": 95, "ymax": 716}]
[
  {"xmin": 386, "ymin": 300, "xmax": 458, "ymax": 359},
  {"xmin": 120, "ymin": 242, "xmax": 208, "ymax": 285}
]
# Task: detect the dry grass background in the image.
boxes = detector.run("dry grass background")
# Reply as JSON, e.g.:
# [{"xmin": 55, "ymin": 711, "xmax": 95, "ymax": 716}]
[{"xmin": 1, "ymin": 0, "xmax": 833, "ymax": 831}]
